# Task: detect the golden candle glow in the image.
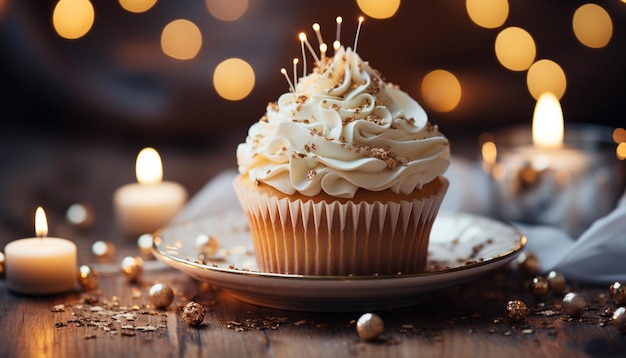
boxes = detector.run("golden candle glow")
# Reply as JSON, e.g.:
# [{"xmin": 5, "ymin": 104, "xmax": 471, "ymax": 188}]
[
  {"xmin": 119, "ymin": 0, "xmax": 157, "ymax": 13},
  {"xmin": 136, "ymin": 147, "xmax": 163, "ymax": 185},
  {"xmin": 481, "ymin": 141, "xmax": 497, "ymax": 165},
  {"xmin": 52, "ymin": 0, "xmax": 95, "ymax": 40},
  {"xmin": 495, "ymin": 27, "xmax": 536, "ymax": 71},
  {"xmin": 526, "ymin": 59, "xmax": 567, "ymax": 100},
  {"xmin": 617, "ymin": 143, "xmax": 626, "ymax": 160},
  {"xmin": 532, "ymin": 92, "xmax": 564, "ymax": 149},
  {"xmin": 357, "ymin": 0, "xmax": 400, "ymax": 19},
  {"xmin": 420, "ymin": 69, "xmax": 462, "ymax": 112},
  {"xmin": 572, "ymin": 3, "xmax": 612, "ymax": 49},
  {"xmin": 213, "ymin": 58, "xmax": 255, "ymax": 101},
  {"xmin": 613, "ymin": 128, "xmax": 626, "ymax": 143},
  {"xmin": 206, "ymin": 0, "xmax": 248, "ymax": 22},
  {"xmin": 161, "ymin": 19, "xmax": 202, "ymax": 60},
  {"xmin": 35, "ymin": 207, "xmax": 48, "ymax": 238},
  {"xmin": 466, "ymin": 0, "xmax": 509, "ymax": 29}
]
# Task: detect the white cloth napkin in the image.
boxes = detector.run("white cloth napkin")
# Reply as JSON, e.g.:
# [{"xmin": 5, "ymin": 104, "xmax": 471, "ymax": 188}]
[
  {"xmin": 442, "ymin": 157, "xmax": 626, "ymax": 284},
  {"xmin": 176, "ymin": 158, "xmax": 626, "ymax": 284}
]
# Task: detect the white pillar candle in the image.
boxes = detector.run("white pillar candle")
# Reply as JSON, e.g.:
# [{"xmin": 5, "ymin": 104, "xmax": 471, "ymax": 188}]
[
  {"xmin": 113, "ymin": 147, "xmax": 187, "ymax": 236},
  {"xmin": 4, "ymin": 207, "xmax": 77, "ymax": 295}
]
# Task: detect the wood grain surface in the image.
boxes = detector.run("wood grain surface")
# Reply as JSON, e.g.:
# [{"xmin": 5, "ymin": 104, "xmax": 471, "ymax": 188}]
[{"xmin": 1, "ymin": 132, "xmax": 625, "ymax": 358}]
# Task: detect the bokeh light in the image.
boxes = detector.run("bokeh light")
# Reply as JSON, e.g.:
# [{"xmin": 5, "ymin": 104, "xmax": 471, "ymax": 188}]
[
  {"xmin": 617, "ymin": 143, "xmax": 626, "ymax": 160},
  {"xmin": 206, "ymin": 0, "xmax": 248, "ymax": 22},
  {"xmin": 526, "ymin": 59, "xmax": 567, "ymax": 100},
  {"xmin": 356, "ymin": 0, "xmax": 401, "ymax": 19},
  {"xmin": 466, "ymin": 0, "xmax": 509, "ymax": 29},
  {"xmin": 119, "ymin": 0, "xmax": 157, "ymax": 13},
  {"xmin": 52, "ymin": 0, "xmax": 95, "ymax": 40},
  {"xmin": 572, "ymin": 3, "xmax": 612, "ymax": 49},
  {"xmin": 420, "ymin": 69, "xmax": 462, "ymax": 113},
  {"xmin": 213, "ymin": 58, "xmax": 255, "ymax": 101},
  {"xmin": 614, "ymin": 128, "xmax": 626, "ymax": 143},
  {"xmin": 161, "ymin": 19, "xmax": 202, "ymax": 60},
  {"xmin": 481, "ymin": 141, "xmax": 497, "ymax": 164},
  {"xmin": 494, "ymin": 27, "xmax": 535, "ymax": 71}
]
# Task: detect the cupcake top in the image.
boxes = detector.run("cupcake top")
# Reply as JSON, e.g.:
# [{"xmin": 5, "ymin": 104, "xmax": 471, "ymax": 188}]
[{"xmin": 237, "ymin": 46, "xmax": 450, "ymax": 199}]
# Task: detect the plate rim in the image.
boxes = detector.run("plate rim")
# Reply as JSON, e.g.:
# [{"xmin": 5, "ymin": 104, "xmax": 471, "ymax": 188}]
[{"xmin": 152, "ymin": 210, "xmax": 527, "ymax": 282}]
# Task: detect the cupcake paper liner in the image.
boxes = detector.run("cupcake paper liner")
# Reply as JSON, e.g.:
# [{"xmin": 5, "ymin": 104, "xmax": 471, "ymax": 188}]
[{"xmin": 233, "ymin": 178, "xmax": 447, "ymax": 276}]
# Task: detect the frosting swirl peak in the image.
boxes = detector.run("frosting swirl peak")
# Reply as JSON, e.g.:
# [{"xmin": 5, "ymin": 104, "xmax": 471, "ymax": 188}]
[{"xmin": 237, "ymin": 47, "xmax": 450, "ymax": 198}]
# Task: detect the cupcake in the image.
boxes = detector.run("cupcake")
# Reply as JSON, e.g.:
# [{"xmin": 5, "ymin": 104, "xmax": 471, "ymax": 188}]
[{"xmin": 234, "ymin": 39, "xmax": 450, "ymax": 276}]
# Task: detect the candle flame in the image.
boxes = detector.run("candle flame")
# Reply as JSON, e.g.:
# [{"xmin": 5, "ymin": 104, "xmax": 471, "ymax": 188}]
[
  {"xmin": 481, "ymin": 141, "xmax": 497, "ymax": 164},
  {"xmin": 136, "ymin": 147, "xmax": 163, "ymax": 185},
  {"xmin": 35, "ymin": 206, "xmax": 48, "ymax": 238},
  {"xmin": 532, "ymin": 92, "xmax": 564, "ymax": 149}
]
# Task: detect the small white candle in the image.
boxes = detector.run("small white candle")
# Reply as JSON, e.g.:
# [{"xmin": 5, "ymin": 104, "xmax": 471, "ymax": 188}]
[
  {"xmin": 4, "ymin": 207, "xmax": 77, "ymax": 295},
  {"xmin": 113, "ymin": 147, "xmax": 187, "ymax": 236}
]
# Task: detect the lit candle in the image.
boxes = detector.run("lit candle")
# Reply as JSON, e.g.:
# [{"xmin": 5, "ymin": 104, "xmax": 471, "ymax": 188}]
[
  {"xmin": 4, "ymin": 207, "xmax": 77, "ymax": 295},
  {"xmin": 502, "ymin": 92, "xmax": 585, "ymax": 173},
  {"xmin": 485, "ymin": 92, "xmax": 620, "ymax": 236},
  {"xmin": 113, "ymin": 147, "xmax": 187, "ymax": 236}
]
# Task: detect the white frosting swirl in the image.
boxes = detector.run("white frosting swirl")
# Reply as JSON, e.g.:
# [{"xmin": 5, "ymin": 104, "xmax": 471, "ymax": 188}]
[{"xmin": 237, "ymin": 47, "xmax": 450, "ymax": 198}]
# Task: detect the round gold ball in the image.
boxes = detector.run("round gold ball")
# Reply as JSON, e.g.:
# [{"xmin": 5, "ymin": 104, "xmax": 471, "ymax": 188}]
[
  {"xmin": 195, "ymin": 235, "xmax": 219, "ymax": 257},
  {"xmin": 610, "ymin": 282, "xmax": 626, "ymax": 305},
  {"xmin": 120, "ymin": 256, "xmax": 143, "ymax": 282},
  {"xmin": 77, "ymin": 264, "xmax": 100, "ymax": 291},
  {"xmin": 546, "ymin": 271, "xmax": 566, "ymax": 294},
  {"xmin": 516, "ymin": 251, "xmax": 540, "ymax": 277},
  {"xmin": 612, "ymin": 306, "xmax": 626, "ymax": 333},
  {"xmin": 137, "ymin": 234, "xmax": 154, "ymax": 257},
  {"xmin": 506, "ymin": 300, "xmax": 530, "ymax": 322},
  {"xmin": 356, "ymin": 313, "xmax": 384, "ymax": 341},
  {"xmin": 182, "ymin": 301, "xmax": 206, "ymax": 326},
  {"xmin": 530, "ymin": 276, "xmax": 550, "ymax": 298},
  {"xmin": 149, "ymin": 283, "xmax": 174, "ymax": 309},
  {"xmin": 92, "ymin": 241, "xmax": 116, "ymax": 259},
  {"xmin": 562, "ymin": 292, "xmax": 586, "ymax": 317}
]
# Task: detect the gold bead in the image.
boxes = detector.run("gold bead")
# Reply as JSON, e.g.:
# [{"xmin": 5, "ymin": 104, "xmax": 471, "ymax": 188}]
[
  {"xmin": 506, "ymin": 300, "xmax": 530, "ymax": 322},
  {"xmin": 137, "ymin": 234, "xmax": 154, "ymax": 257},
  {"xmin": 612, "ymin": 307, "xmax": 626, "ymax": 333},
  {"xmin": 92, "ymin": 241, "xmax": 116, "ymax": 261},
  {"xmin": 0, "ymin": 252, "xmax": 5, "ymax": 276},
  {"xmin": 562, "ymin": 292, "xmax": 586, "ymax": 317},
  {"xmin": 182, "ymin": 301, "xmax": 206, "ymax": 326},
  {"xmin": 149, "ymin": 283, "xmax": 174, "ymax": 309},
  {"xmin": 516, "ymin": 251, "xmax": 540, "ymax": 277},
  {"xmin": 66, "ymin": 202, "xmax": 95, "ymax": 229},
  {"xmin": 195, "ymin": 234, "xmax": 219, "ymax": 257},
  {"xmin": 77, "ymin": 264, "xmax": 100, "ymax": 291},
  {"xmin": 120, "ymin": 256, "xmax": 143, "ymax": 282},
  {"xmin": 356, "ymin": 313, "xmax": 384, "ymax": 341},
  {"xmin": 530, "ymin": 276, "xmax": 549, "ymax": 298},
  {"xmin": 546, "ymin": 271, "xmax": 566, "ymax": 294},
  {"xmin": 609, "ymin": 282, "xmax": 626, "ymax": 305}
]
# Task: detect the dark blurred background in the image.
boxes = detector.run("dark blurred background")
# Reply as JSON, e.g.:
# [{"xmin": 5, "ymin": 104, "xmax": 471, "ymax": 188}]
[
  {"xmin": 0, "ymin": 0, "xmax": 625, "ymax": 239},
  {"xmin": 1, "ymin": 0, "xmax": 624, "ymax": 144}
]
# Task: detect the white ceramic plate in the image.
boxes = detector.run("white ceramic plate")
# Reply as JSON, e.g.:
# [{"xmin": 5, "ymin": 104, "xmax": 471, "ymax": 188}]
[{"xmin": 153, "ymin": 210, "xmax": 525, "ymax": 312}]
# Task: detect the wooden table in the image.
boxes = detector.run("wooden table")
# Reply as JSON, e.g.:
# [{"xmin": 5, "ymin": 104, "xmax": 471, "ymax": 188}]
[{"xmin": 1, "ymin": 130, "xmax": 625, "ymax": 357}]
